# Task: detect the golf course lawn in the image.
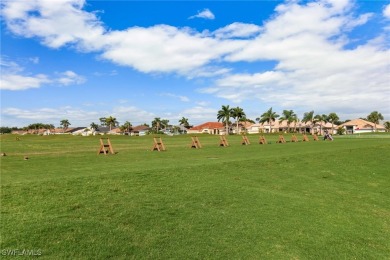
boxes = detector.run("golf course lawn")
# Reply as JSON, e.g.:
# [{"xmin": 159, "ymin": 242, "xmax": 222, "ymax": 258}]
[{"xmin": 1, "ymin": 134, "xmax": 389, "ymax": 259}]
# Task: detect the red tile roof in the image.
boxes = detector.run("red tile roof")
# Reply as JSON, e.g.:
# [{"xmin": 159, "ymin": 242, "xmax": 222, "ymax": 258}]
[
  {"xmin": 132, "ymin": 125, "xmax": 150, "ymax": 131},
  {"xmin": 189, "ymin": 122, "xmax": 224, "ymax": 131}
]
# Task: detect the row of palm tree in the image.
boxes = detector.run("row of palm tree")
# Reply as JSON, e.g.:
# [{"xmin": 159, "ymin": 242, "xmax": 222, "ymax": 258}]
[
  {"xmin": 89, "ymin": 116, "xmax": 188, "ymax": 134},
  {"xmin": 216, "ymin": 106, "xmax": 385, "ymax": 135},
  {"xmin": 21, "ymin": 123, "xmax": 56, "ymax": 134},
  {"xmin": 14, "ymin": 110, "xmax": 387, "ymax": 135},
  {"xmin": 217, "ymin": 105, "xmax": 248, "ymax": 135}
]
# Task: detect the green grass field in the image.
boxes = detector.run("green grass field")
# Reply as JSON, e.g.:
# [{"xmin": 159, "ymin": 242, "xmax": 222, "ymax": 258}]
[{"xmin": 1, "ymin": 134, "xmax": 389, "ymax": 259}]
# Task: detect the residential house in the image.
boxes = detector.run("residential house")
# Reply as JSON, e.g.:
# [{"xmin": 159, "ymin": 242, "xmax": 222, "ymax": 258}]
[
  {"xmin": 68, "ymin": 127, "xmax": 88, "ymax": 135},
  {"xmin": 11, "ymin": 130, "xmax": 28, "ymax": 135},
  {"xmin": 312, "ymin": 122, "xmax": 338, "ymax": 135},
  {"xmin": 94, "ymin": 126, "xmax": 111, "ymax": 135},
  {"xmin": 131, "ymin": 125, "xmax": 150, "ymax": 136},
  {"xmin": 231, "ymin": 121, "xmax": 254, "ymax": 134},
  {"xmin": 187, "ymin": 122, "xmax": 224, "ymax": 135},
  {"xmin": 339, "ymin": 119, "xmax": 385, "ymax": 134},
  {"xmin": 246, "ymin": 120, "xmax": 314, "ymax": 134},
  {"xmin": 109, "ymin": 127, "xmax": 122, "ymax": 135}
]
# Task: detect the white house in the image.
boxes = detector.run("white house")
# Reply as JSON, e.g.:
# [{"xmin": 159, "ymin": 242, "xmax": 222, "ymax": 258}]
[
  {"xmin": 339, "ymin": 119, "xmax": 385, "ymax": 134},
  {"xmin": 187, "ymin": 122, "xmax": 225, "ymax": 135}
]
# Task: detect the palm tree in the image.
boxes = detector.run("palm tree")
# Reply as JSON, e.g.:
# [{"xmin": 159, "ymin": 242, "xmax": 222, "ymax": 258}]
[
  {"xmin": 231, "ymin": 107, "xmax": 246, "ymax": 134},
  {"xmin": 384, "ymin": 121, "xmax": 390, "ymax": 132},
  {"xmin": 256, "ymin": 107, "xmax": 279, "ymax": 133},
  {"xmin": 217, "ymin": 105, "xmax": 233, "ymax": 135},
  {"xmin": 90, "ymin": 122, "xmax": 99, "ymax": 132},
  {"xmin": 99, "ymin": 117, "xmax": 107, "ymax": 126},
  {"xmin": 314, "ymin": 114, "xmax": 328, "ymax": 135},
  {"xmin": 161, "ymin": 119, "xmax": 170, "ymax": 130},
  {"xmin": 60, "ymin": 119, "xmax": 71, "ymax": 133},
  {"xmin": 178, "ymin": 117, "xmax": 190, "ymax": 129},
  {"xmin": 122, "ymin": 121, "xmax": 132, "ymax": 133},
  {"xmin": 152, "ymin": 117, "xmax": 162, "ymax": 133},
  {"xmin": 278, "ymin": 110, "xmax": 297, "ymax": 133},
  {"xmin": 367, "ymin": 111, "xmax": 384, "ymax": 132},
  {"xmin": 302, "ymin": 111, "xmax": 315, "ymax": 134},
  {"xmin": 105, "ymin": 116, "xmax": 117, "ymax": 131},
  {"xmin": 327, "ymin": 112, "xmax": 339, "ymax": 135}
]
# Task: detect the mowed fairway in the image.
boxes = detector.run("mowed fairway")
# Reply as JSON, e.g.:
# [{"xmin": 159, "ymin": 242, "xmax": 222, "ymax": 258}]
[{"xmin": 1, "ymin": 134, "xmax": 389, "ymax": 259}]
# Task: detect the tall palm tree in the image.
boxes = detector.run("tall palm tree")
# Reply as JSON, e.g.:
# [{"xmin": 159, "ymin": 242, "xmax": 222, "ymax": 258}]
[
  {"xmin": 161, "ymin": 119, "xmax": 170, "ymax": 130},
  {"xmin": 231, "ymin": 107, "xmax": 246, "ymax": 134},
  {"xmin": 327, "ymin": 112, "xmax": 339, "ymax": 134},
  {"xmin": 367, "ymin": 111, "xmax": 384, "ymax": 132},
  {"xmin": 122, "ymin": 121, "xmax": 132, "ymax": 132},
  {"xmin": 314, "ymin": 114, "xmax": 328, "ymax": 135},
  {"xmin": 90, "ymin": 122, "xmax": 99, "ymax": 131},
  {"xmin": 256, "ymin": 107, "xmax": 279, "ymax": 133},
  {"xmin": 152, "ymin": 117, "xmax": 162, "ymax": 133},
  {"xmin": 60, "ymin": 119, "xmax": 71, "ymax": 133},
  {"xmin": 217, "ymin": 105, "xmax": 233, "ymax": 135},
  {"xmin": 105, "ymin": 116, "xmax": 117, "ymax": 131},
  {"xmin": 278, "ymin": 110, "xmax": 297, "ymax": 133},
  {"xmin": 99, "ymin": 117, "xmax": 107, "ymax": 126},
  {"xmin": 302, "ymin": 111, "xmax": 315, "ymax": 134},
  {"xmin": 178, "ymin": 117, "xmax": 190, "ymax": 129}
]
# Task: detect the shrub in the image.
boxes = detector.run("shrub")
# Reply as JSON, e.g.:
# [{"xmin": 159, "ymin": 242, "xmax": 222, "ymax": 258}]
[{"xmin": 337, "ymin": 127, "xmax": 345, "ymax": 135}]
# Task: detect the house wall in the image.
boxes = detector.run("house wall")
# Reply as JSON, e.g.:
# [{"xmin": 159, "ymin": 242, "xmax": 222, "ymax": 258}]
[
  {"xmin": 187, "ymin": 130, "xmax": 201, "ymax": 134},
  {"xmin": 247, "ymin": 126, "xmax": 261, "ymax": 134},
  {"xmin": 342, "ymin": 126, "xmax": 384, "ymax": 134},
  {"xmin": 354, "ymin": 128, "xmax": 385, "ymax": 134}
]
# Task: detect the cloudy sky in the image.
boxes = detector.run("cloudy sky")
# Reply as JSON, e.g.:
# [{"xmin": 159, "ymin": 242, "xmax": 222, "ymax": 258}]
[{"xmin": 1, "ymin": 0, "xmax": 389, "ymax": 127}]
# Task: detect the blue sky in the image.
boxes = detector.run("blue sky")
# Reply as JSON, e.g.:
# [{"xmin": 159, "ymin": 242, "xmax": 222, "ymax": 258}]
[{"xmin": 1, "ymin": 0, "xmax": 389, "ymax": 127}]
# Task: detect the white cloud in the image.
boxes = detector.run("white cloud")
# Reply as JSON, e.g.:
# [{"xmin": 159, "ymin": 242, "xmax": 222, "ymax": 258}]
[
  {"xmin": 213, "ymin": 22, "xmax": 262, "ymax": 39},
  {"xmin": 0, "ymin": 73, "xmax": 50, "ymax": 90},
  {"xmin": 1, "ymin": 107, "xmax": 100, "ymax": 126},
  {"xmin": 0, "ymin": 56, "xmax": 48, "ymax": 90},
  {"xmin": 188, "ymin": 8, "xmax": 215, "ymax": 20},
  {"xmin": 202, "ymin": 1, "xmax": 389, "ymax": 115},
  {"xmin": 0, "ymin": 57, "xmax": 86, "ymax": 90},
  {"xmin": 178, "ymin": 106, "xmax": 218, "ymax": 125},
  {"xmin": 100, "ymin": 25, "xmax": 244, "ymax": 75},
  {"xmin": 1, "ymin": 0, "xmax": 104, "ymax": 50},
  {"xmin": 195, "ymin": 101, "xmax": 210, "ymax": 107},
  {"xmin": 1, "ymin": 105, "xmax": 157, "ymax": 127},
  {"xmin": 384, "ymin": 4, "xmax": 390, "ymax": 19},
  {"xmin": 161, "ymin": 93, "xmax": 190, "ymax": 102},
  {"xmin": 29, "ymin": 57, "xmax": 40, "ymax": 64},
  {"xmin": 0, "ymin": 1, "xmax": 242, "ymax": 76},
  {"xmin": 1, "ymin": 0, "xmax": 388, "ymax": 119},
  {"xmin": 110, "ymin": 106, "xmax": 156, "ymax": 125},
  {"xmin": 56, "ymin": 70, "xmax": 86, "ymax": 86}
]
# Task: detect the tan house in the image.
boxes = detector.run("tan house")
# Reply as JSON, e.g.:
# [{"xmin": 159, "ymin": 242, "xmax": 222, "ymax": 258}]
[
  {"xmin": 131, "ymin": 125, "xmax": 150, "ymax": 136},
  {"xmin": 245, "ymin": 120, "xmax": 338, "ymax": 135},
  {"xmin": 231, "ymin": 121, "xmax": 254, "ymax": 134},
  {"xmin": 312, "ymin": 122, "xmax": 338, "ymax": 135},
  {"xmin": 246, "ymin": 120, "xmax": 311, "ymax": 134},
  {"xmin": 187, "ymin": 122, "xmax": 224, "ymax": 135},
  {"xmin": 339, "ymin": 119, "xmax": 385, "ymax": 134}
]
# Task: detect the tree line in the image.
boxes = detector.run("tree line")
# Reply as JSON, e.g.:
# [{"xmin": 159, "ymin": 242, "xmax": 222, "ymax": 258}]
[
  {"xmin": 1, "ymin": 109, "xmax": 388, "ymax": 134},
  {"xmin": 216, "ymin": 106, "xmax": 388, "ymax": 134}
]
